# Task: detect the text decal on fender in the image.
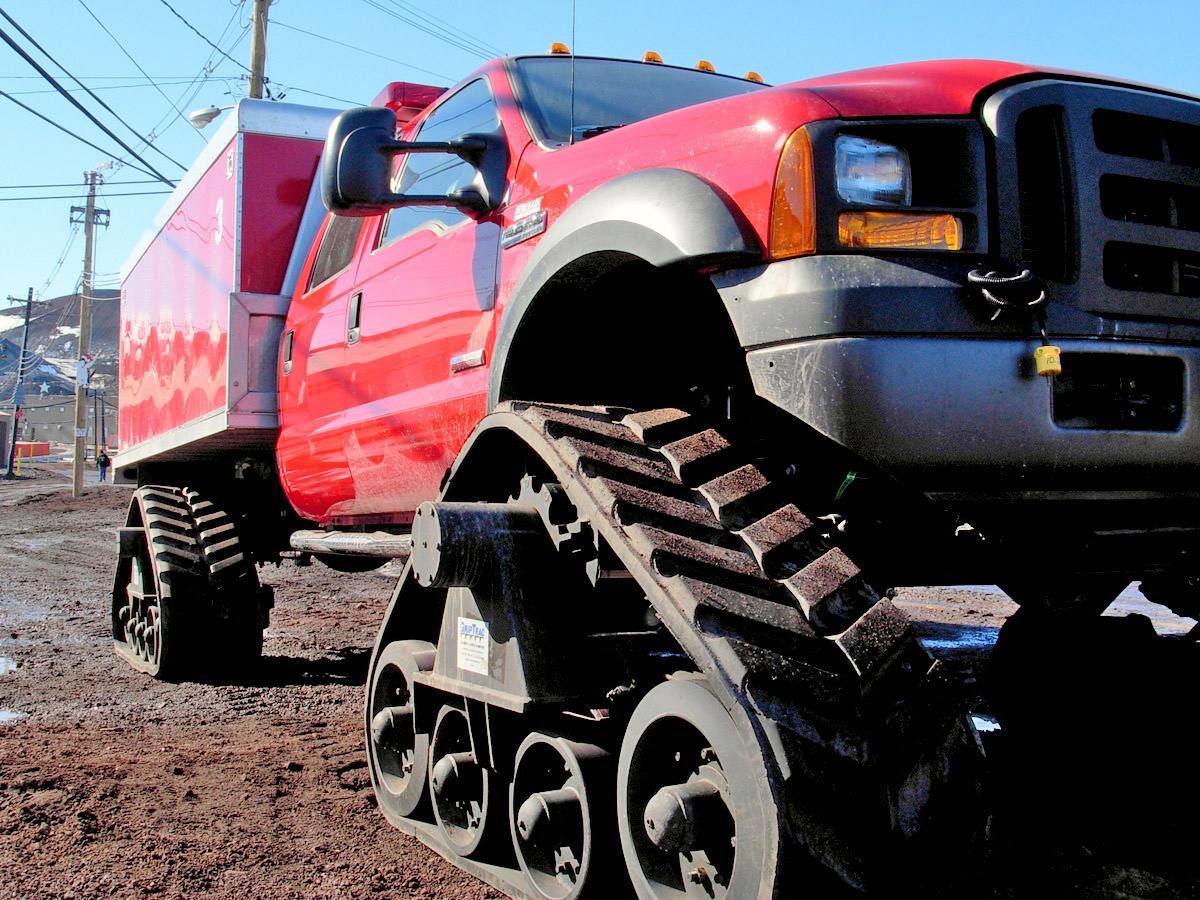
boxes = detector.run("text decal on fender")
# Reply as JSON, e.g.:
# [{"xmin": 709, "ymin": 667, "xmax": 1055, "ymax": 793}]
[{"xmin": 501, "ymin": 210, "xmax": 548, "ymax": 249}]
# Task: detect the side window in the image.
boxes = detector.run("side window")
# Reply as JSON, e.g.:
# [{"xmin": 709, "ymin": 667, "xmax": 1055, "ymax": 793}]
[
  {"xmin": 307, "ymin": 215, "xmax": 363, "ymax": 291},
  {"xmin": 380, "ymin": 79, "xmax": 502, "ymax": 245}
]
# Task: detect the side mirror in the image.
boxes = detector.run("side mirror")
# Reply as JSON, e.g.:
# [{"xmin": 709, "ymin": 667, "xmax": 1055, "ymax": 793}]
[{"xmin": 321, "ymin": 106, "xmax": 505, "ymax": 216}]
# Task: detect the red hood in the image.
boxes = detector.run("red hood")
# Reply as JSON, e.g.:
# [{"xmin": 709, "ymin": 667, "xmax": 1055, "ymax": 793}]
[{"xmin": 785, "ymin": 59, "xmax": 1060, "ymax": 117}]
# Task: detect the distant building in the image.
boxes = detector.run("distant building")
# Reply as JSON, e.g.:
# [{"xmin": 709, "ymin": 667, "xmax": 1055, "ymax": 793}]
[{"xmin": 15, "ymin": 394, "xmax": 116, "ymax": 456}]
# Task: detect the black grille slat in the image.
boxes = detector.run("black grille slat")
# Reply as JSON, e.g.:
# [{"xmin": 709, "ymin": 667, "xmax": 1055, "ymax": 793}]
[
  {"xmin": 1097, "ymin": 108, "xmax": 1200, "ymax": 303},
  {"xmin": 1104, "ymin": 242, "xmax": 1200, "ymax": 299},
  {"xmin": 1015, "ymin": 106, "xmax": 1074, "ymax": 282},
  {"xmin": 1099, "ymin": 175, "xmax": 1200, "ymax": 232},
  {"xmin": 1094, "ymin": 108, "xmax": 1200, "ymax": 167}
]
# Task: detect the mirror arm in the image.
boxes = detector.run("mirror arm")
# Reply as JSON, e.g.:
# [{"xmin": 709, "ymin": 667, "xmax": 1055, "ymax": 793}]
[
  {"xmin": 382, "ymin": 136, "xmax": 488, "ymax": 164},
  {"xmin": 384, "ymin": 190, "xmax": 487, "ymax": 213}
]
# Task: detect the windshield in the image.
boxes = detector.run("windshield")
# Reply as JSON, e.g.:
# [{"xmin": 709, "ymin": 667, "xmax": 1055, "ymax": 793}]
[{"xmin": 511, "ymin": 56, "xmax": 765, "ymax": 145}]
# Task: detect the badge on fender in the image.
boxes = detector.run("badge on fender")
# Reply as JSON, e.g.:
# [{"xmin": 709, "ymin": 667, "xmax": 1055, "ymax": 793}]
[{"xmin": 501, "ymin": 209, "xmax": 547, "ymax": 249}]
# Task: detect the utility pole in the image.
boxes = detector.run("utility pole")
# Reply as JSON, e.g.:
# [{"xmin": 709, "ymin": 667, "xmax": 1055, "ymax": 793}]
[
  {"xmin": 71, "ymin": 170, "xmax": 109, "ymax": 497},
  {"xmin": 248, "ymin": 0, "xmax": 271, "ymax": 100},
  {"xmin": 4, "ymin": 287, "xmax": 33, "ymax": 480}
]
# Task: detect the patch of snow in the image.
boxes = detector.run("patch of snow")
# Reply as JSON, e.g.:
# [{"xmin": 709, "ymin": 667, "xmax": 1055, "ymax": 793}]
[
  {"xmin": 54, "ymin": 326, "xmax": 81, "ymax": 338},
  {"xmin": 43, "ymin": 358, "xmax": 78, "ymax": 378},
  {"xmin": 0, "ymin": 315, "xmax": 26, "ymax": 333}
]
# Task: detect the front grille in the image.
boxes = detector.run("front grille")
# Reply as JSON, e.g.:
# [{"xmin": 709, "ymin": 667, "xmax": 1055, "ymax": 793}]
[{"xmin": 987, "ymin": 80, "xmax": 1200, "ymax": 322}]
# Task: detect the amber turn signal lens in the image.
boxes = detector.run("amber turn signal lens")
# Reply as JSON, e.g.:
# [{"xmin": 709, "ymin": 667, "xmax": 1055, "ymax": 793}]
[
  {"xmin": 837, "ymin": 211, "xmax": 962, "ymax": 251},
  {"xmin": 770, "ymin": 127, "xmax": 817, "ymax": 260}
]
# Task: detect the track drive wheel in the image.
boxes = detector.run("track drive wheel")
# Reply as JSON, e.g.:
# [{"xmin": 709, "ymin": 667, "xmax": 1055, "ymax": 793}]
[
  {"xmin": 368, "ymin": 639, "xmax": 436, "ymax": 820},
  {"xmin": 112, "ymin": 486, "xmax": 265, "ymax": 679},
  {"xmin": 618, "ymin": 675, "xmax": 776, "ymax": 900}
]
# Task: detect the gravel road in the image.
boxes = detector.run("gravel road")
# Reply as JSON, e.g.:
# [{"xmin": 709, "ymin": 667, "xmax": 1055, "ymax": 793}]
[{"xmin": 1, "ymin": 466, "xmax": 1196, "ymax": 899}]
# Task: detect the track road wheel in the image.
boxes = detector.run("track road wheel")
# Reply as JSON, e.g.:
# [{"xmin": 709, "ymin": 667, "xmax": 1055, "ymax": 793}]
[
  {"xmin": 510, "ymin": 733, "xmax": 616, "ymax": 900},
  {"xmin": 618, "ymin": 675, "xmax": 775, "ymax": 900},
  {"xmin": 368, "ymin": 639, "xmax": 436, "ymax": 820},
  {"xmin": 429, "ymin": 704, "xmax": 505, "ymax": 858}
]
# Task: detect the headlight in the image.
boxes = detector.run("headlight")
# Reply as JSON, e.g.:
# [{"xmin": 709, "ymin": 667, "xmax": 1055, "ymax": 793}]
[{"xmin": 834, "ymin": 135, "xmax": 911, "ymax": 206}]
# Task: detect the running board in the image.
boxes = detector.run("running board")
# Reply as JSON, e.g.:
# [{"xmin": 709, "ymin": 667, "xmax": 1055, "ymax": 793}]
[{"xmin": 290, "ymin": 529, "xmax": 413, "ymax": 559}]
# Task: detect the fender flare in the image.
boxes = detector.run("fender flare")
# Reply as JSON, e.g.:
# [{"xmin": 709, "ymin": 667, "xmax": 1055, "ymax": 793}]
[{"xmin": 488, "ymin": 167, "xmax": 760, "ymax": 408}]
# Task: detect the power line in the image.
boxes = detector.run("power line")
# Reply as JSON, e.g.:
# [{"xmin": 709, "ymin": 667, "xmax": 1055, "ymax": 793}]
[
  {"xmin": 0, "ymin": 6, "xmax": 188, "ymax": 172},
  {"xmin": 361, "ymin": 0, "xmax": 500, "ymax": 59},
  {"xmin": 271, "ymin": 83, "xmax": 361, "ymax": 106},
  {"xmin": 0, "ymin": 21, "xmax": 176, "ymax": 186},
  {"xmin": 36, "ymin": 224, "xmax": 81, "ymax": 302},
  {"xmin": 129, "ymin": 6, "xmax": 248, "ymax": 157},
  {"xmin": 390, "ymin": 0, "xmax": 503, "ymax": 55},
  {"xmin": 156, "ymin": 0, "xmax": 252, "ymax": 74},
  {"xmin": 0, "ymin": 180, "xmax": 161, "ymax": 189},
  {"xmin": 0, "ymin": 89, "xmax": 164, "ymax": 182},
  {"xmin": 0, "ymin": 191, "xmax": 172, "ymax": 201},
  {"xmin": 0, "ymin": 74, "xmax": 222, "ymax": 80},
  {"xmin": 74, "ymin": 0, "xmax": 210, "ymax": 151},
  {"xmin": 4, "ymin": 78, "xmax": 206, "ymax": 97},
  {"xmin": 272, "ymin": 20, "xmax": 453, "ymax": 82}
]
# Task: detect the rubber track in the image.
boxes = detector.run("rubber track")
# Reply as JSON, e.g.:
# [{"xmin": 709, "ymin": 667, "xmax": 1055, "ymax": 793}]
[
  {"xmin": 113, "ymin": 486, "xmax": 202, "ymax": 677},
  {"xmin": 115, "ymin": 486, "xmax": 266, "ymax": 677},
  {"xmin": 141, "ymin": 488, "xmax": 204, "ymax": 574},
  {"xmin": 180, "ymin": 488, "xmax": 267, "ymax": 631},
  {"xmin": 504, "ymin": 402, "xmax": 942, "ymax": 744}
]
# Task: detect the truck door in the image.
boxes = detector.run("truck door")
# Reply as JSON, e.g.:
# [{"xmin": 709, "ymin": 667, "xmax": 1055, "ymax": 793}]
[
  {"xmin": 277, "ymin": 213, "xmax": 367, "ymax": 521},
  {"xmin": 342, "ymin": 78, "xmax": 504, "ymax": 515}
]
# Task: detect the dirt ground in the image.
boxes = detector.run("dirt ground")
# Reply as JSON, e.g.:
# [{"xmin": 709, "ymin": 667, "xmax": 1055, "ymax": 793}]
[{"xmin": 1, "ymin": 465, "xmax": 1197, "ymax": 899}]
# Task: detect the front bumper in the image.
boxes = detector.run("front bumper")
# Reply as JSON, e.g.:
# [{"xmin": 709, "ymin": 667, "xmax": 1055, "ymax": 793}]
[{"xmin": 715, "ymin": 255, "xmax": 1200, "ymax": 499}]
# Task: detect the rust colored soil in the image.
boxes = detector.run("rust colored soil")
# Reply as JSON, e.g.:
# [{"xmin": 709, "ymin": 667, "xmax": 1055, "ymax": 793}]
[{"xmin": 0, "ymin": 467, "xmax": 1196, "ymax": 898}]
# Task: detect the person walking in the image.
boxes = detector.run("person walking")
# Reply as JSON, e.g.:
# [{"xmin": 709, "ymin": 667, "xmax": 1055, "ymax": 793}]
[{"xmin": 97, "ymin": 449, "xmax": 110, "ymax": 483}]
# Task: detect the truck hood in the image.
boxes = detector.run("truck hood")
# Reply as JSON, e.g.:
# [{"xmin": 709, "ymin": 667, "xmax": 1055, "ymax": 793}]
[{"xmin": 782, "ymin": 59, "xmax": 1195, "ymax": 118}]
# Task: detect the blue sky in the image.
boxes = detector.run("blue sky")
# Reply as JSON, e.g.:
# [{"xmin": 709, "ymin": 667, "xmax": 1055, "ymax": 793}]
[{"xmin": 2, "ymin": 0, "xmax": 1199, "ymax": 306}]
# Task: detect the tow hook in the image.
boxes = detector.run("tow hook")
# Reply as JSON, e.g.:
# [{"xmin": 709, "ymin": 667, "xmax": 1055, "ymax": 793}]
[
  {"xmin": 967, "ymin": 265, "xmax": 1060, "ymax": 376},
  {"xmin": 967, "ymin": 266, "xmax": 1047, "ymax": 321}
]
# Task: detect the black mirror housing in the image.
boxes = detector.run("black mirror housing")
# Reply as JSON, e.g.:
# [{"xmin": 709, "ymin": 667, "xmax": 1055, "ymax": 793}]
[{"xmin": 321, "ymin": 106, "xmax": 506, "ymax": 217}]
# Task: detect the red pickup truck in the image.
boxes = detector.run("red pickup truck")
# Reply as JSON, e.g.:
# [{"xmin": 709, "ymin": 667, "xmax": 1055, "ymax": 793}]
[{"xmin": 114, "ymin": 50, "xmax": 1200, "ymax": 897}]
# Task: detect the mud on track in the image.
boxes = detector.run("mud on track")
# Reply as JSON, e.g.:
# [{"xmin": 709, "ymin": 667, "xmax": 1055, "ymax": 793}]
[{"xmin": 0, "ymin": 467, "xmax": 1197, "ymax": 899}]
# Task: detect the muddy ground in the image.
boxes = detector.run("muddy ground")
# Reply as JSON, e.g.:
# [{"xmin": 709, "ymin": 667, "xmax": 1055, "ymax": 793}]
[{"xmin": 1, "ymin": 465, "xmax": 1197, "ymax": 899}]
